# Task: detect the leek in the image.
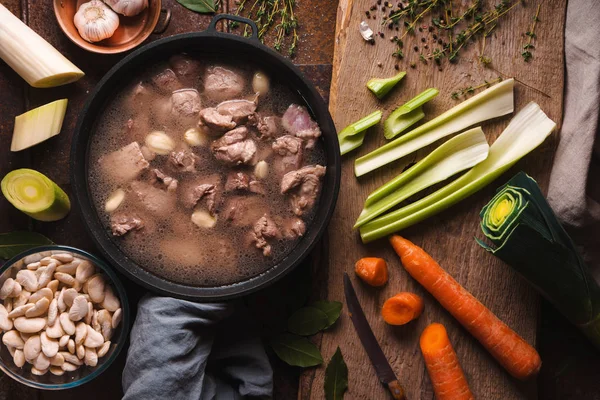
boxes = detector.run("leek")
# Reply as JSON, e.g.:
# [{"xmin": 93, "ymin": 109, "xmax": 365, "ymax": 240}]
[
  {"xmin": 478, "ymin": 172, "xmax": 600, "ymax": 350},
  {"xmin": 1, "ymin": 169, "xmax": 71, "ymax": 222},
  {"xmin": 355, "ymin": 78, "xmax": 514, "ymax": 177},
  {"xmin": 0, "ymin": 4, "xmax": 84, "ymax": 88},
  {"xmin": 359, "ymin": 102, "xmax": 556, "ymax": 243},
  {"xmin": 366, "ymin": 71, "xmax": 406, "ymax": 99},
  {"xmin": 384, "ymin": 88, "xmax": 439, "ymax": 140},
  {"xmin": 338, "ymin": 111, "xmax": 382, "ymax": 155},
  {"xmin": 11, "ymin": 99, "xmax": 68, "ymax": 152},
  {"xmin": 355, "ymin": 127, "xmax": 489, "ymax": 228}
]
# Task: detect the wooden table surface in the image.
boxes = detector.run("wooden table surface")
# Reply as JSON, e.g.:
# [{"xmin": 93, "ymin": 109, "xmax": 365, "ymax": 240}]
[{"xmin": 0, "ymin": 0, "xmax": 599, "ymax": 399}]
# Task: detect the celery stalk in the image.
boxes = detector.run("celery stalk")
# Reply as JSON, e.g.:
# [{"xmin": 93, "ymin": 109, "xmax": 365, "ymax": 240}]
[
  {"xmin": 11, "ymin": 99, "xmax": 68, "ymax": 152},
  {"xmin": 338, "ymin": 111, "xmax": 382, "ymax": 155},
  {"xmin": 354, "ymin": 127, "xmax": 489, "ymax": 228},
  {"xmin": 366, "ymin": 71, "xmax": 406, "ymax": 99},
  {"xmin": 359, "ymin": 102, "xmax": 556, "ymax": 243},
  {"xmin": 355, "ymin": 79, "xmax": 514, "ymax": 177},
  {"xmin": 384, "ymin": 88, "xmax": 439, "ymax": 139}
]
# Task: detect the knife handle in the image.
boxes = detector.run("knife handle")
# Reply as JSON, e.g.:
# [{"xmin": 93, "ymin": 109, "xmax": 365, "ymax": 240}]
[{"xmin": 386, "ymin": 380, "xmax": 406, "ymax": 399}]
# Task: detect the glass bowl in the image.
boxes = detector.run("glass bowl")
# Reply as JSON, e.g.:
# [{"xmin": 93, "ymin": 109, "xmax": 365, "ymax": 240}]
[{"xmin": 0, "ymin": 246, "xmax": 130, "ymax": 389}]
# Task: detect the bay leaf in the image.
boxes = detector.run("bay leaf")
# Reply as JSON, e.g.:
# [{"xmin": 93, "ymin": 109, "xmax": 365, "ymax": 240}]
[
  {"xmin": 0, "ymin": 232, "xmax": 53, "ymax": 260},
  {"xmin": 176, "ymin": 0, "xmax": 217, "ymax": 13},
  {"xmin": 324, "ymin": 347, "xmax": 348, "ymax": 400},
  {"xmin": 270, "ymin": 333, "xmax": 323, "ymax": 367},
  {"xmin": 288, "ymin": 306, "xmax": 329, "ymax": 336},
  {"xmin": 312, "ymin": 300, "xmax": 343, "ymax": 328}
]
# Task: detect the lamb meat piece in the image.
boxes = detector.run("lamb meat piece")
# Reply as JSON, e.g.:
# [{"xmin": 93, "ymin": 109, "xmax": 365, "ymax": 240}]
[
  {"xmin": 251, "ymin": 214, "xmax": 281, "ymax": 256},
  {"xmin": 169, "ymin": 54, "xmax": 203, "ymax": 84},
  {"xmin": 281, "ymin": 104, "xmax": 322, "ymax": 148},
  {"xmin": 272, "ymin": 135, "xmax": 304, "ymax": 174},
  {"xmin": 280, "ymin": 217, "xmax": 306, "ymax": 240},
  {"xmin": 171, "ymin": 89, "xmax": 201, "ymax": 119},
  {"xmin": 98, "ymin": 142, "xmax": 149, "ymax": 185},
  {"xmin": 215, "ymin": 99, "xmax": 257, "ymax": 124},
  {"xmin": 256, "ymin": 115, "xmax": 279, "ymax": 139},
  {"xmin": 204, "ymin": 66, "xmax": 245, "ymax": 101},
  {"xmin": 151, "ymin": 68, "xmax": 181, "ymax": 94},
  {"xmin": 110, "ymin": 213, "xmax": 144, "ymax": 236},
  {"xmin": 199, "ymin": 107, "xmax": 236, "ymax": 132},
  {"xmin": 169, "ymin": 149, "xmax": 199, "ymax": 172},
  {"xmin": 249, "ymin": 180, "xmax": 266, "ymax": 195},
  {"xmin": 225, "ymin": 172, "xmax": 250, "ymax": 191},
  {"xmin": 130, "ymin": 181, "xmax": 176, "ymax": 217},
  {"xmin": 281, "ymin": 165, "xmax": 326, "ymax": 216},
  {"xmin": 186, "ymin": 184, "xmax": 217, "ymax": 213},
  {"xmin": 211, "ymin": 126, "xmax": 257, "ymax": 166},
  {"xmin": 151, "ymin": 169, "xmax": 178, "ymax": 192},
  {"xmin": 179, "ymin": 175, "xmax": 222, "ymax": 211},
  {"xmin": 222, "ymin": 196, "xmax": 268, "ymax": 227}
]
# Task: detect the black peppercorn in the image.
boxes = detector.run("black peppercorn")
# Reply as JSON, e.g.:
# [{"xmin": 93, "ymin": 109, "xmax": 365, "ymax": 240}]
[
  {"xmin": 421, "ymin": 37, "xmax": 426, "ymax": 42},
  {"xmin": 413, "ymin": 46, "xmax": 419, "ymax": 51}
]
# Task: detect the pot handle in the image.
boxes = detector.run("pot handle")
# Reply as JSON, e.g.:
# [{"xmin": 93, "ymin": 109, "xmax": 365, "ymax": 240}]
[
  {"xmin": 207, "ymin": 14, "xmax": 260, "ymax": 41},
  {"xmin": 153, "ymin": 8, "xmax": 172, "ymax": 34}
]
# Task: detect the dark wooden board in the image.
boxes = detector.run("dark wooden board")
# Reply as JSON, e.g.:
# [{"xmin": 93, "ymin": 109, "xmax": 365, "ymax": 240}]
[{"xmin": 300, "ymin": 0, "xmax": 566, "ymax": 399}]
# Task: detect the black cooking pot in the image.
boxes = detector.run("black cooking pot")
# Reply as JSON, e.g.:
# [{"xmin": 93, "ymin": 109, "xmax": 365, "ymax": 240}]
[{"xmin": 71, "ymin": 14, "xmax": 340, "ymax": 300}]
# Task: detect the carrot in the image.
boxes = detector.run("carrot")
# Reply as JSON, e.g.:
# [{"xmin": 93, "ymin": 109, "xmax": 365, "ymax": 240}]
[
  {"xmin": 355, "ymin": 257, "xmax": 388, "ymax": 286},
  {"xmin": 382, "ymin": 292, "xmax": 423, "ymax": 325},
  {"xmin": 420, "ymin": 323, "xmax": 474, "ymax": 400},
  {"xmin": 389, "ymin": 235, "xmax": 541, "ymax": 380}
]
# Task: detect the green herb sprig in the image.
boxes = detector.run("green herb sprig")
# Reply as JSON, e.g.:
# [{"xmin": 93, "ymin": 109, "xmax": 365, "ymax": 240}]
[
  {"xmin": 451, "ymin": 76, "xmax": 502, "ymax": 100},
  {"xmin": 522, "ymin": 3, "xmax": 541, "ymax": 62}
]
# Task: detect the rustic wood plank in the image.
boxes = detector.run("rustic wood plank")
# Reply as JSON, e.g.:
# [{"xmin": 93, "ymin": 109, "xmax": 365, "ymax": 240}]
[{"xmin": 301, "ymin": 0, "xmax": 565, "ymax": 399}]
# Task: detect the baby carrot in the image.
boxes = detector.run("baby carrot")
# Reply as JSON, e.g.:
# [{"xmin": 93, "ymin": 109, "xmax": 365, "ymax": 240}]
[
  {"xmin": 390, "ymin": 235, "xmax": 541, "ymax": 380},
  {"xmin": 355, "ymin": 257, "xmax": 388, "ymax": 286},
  {"xmin": 382, "ymin": 292, "xmax": 423, "ymax": 325},
  {"xmin": 420, "ymin": 323, "xmax": 474, "ymax": 400}
]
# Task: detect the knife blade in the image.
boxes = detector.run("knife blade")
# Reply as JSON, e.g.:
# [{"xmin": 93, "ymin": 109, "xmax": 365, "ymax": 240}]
[{"xmin": 344, "ymin": 273, "xmax": 406, "ymax": 400}]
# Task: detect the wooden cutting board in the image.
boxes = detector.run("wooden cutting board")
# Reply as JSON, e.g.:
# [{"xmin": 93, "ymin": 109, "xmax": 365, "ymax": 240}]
[{"xmin": 300, "ymin": 0, "xmax": 566, "ymax": 399}]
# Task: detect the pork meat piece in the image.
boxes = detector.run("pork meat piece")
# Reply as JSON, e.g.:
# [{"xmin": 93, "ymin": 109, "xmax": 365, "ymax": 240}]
[
  {"xmin": 251, "ymin": 214, "xmax": 281, "ymax": 256},
  {"xmin": 281, "ymin": 104, "xmax": 322, "ymax": 148},
  {"xmin": 225, "ymin": 172, "xmax": 250, "ymax": 191},
  {"xmin": 110, "ymin": 213, "xmax": 144, "ymax": 236},
  {"xmin": 151, "ymin": 68, "xmax": 181, "ymax": 93},
  {"xmin": 211, "ymin": 126, "xmax": 257, "ymax": 166},
  {"xmin": 204, "ymin": 66, "xmax": 245, "ymax": 101},
  {"xmin": 216, "ymin": 99, "xmax": 257, "ymax": 124},
  {"xmin": 280, "ymin": 217, "xmax": 306, "ymax": 240},
  {"xmin": 98, "ymin": 142, "xmax": 149, "ymax": 185},
  {"xmin": 223, "ymin": 196, "xmax": 268, "ymax": 227},
  {"xmin": 169, "ymin": 149, "xmax": 199, "ymax": 172},
  {"xmin": 272, "ymin": 135, "xmax": 304, "ymax": 174},
  {"xmin": 281, "ymin": 165, "xmax": 326, "ymax": 216},
  {"xmin": 169, "ymin": 54, "xmax": 203, "ymax": 84},
  {"xmin": 130, "ymin": 181, "xmax": 176, "ymax": 217},
  {"xmin": 151, "ymin": 169, "xmax": 178, "ymax": 192},
  {"xmin": 171, "ymin": 89, "xmax": 201, "ymax": 118},
  {"xmin": 199, "ymin": 107, "xmax": 236, "ymax": 132}
]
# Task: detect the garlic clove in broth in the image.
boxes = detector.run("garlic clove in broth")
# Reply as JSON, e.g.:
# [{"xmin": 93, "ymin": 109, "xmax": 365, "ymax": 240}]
[
  {"xmin": 145, "ymin": 131, "xmax": 175, "ymax": 155},
  {"xmin": 191, "ymin": 210, "xmax": 217, "ymax": 229},
  {"xmin": 252, "ymin": 72, "xmax": 270, "ymax": 97},
  {"xmin": 104, "ymin": 0, "xmax": 148, "ymax": 17},
  {"xmin": 254, "ymin": 160, "xmax": 268, "ymax": 180},
  {"xmin": 105, "ymin": 189, "xmax": 125, "ymax": 213},
  {"xmin": 73, "ymin": 1, "xmax": 120, "ymax": 43},
  {"xmin": 184, "ymin": 128, "xmax": 207, "ymax": 147}
]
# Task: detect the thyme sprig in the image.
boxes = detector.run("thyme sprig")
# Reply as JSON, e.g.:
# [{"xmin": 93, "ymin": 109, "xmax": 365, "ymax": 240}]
[
  {"xmin": 451, "ymin": 76, "xmax": 502, "ymax": 99},
  {"xmin": 522, "ymin": 3, "xmax": 541, "ymax": 62}
]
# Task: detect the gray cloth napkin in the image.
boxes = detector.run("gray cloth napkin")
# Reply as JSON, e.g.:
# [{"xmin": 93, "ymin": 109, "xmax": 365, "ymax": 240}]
[
  {"xmin": 548, "ymin": 0, "xmax": 600, "ymax": 278},
  {"xmin": 122, "ymin": 295, "xmax": 273, "ymax": 400}
]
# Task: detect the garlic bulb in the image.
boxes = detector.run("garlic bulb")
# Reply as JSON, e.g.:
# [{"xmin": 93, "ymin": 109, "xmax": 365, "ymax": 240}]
[
  {"xmin": 74, "ymin": 1, "xmax": 119, "ymax": 43},
  {"xmin": 104, "ymin": 0, "xmax": 148, "ymax": 17}
]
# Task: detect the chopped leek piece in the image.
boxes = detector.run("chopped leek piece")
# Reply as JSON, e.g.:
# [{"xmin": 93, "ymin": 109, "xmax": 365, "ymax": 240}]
[
  {"xmin": 355, "ymin": 78, "xmax": 514, "ymax": 177},
  {"xmin": 11, "ymin": 99, "xmax": 68, "ymax": 152},
  {"xmin": 384, "ymin": 88, "xmax": 439, "ymax": 140},
  {"xmin": 0, "ymin": 4, "xmax": 84, "ymax": 88},
  {"xmin": 338, "ymin": 111, "xmax": 382, "ymax": 155},
  {"xmin": 359, "ymin": 102, "xmax": 556, "ymax": 243},
  {"xmin": 366, "ymin": 71, "xmax": 406, "ymax": 99},
  {"xmin": 354, "ymin": 127, "xmax": 489, "ymax": 228},
  {"xmin": 1, "ymin": 169, "xmax": 71, "ymax": 222},
  {"xmin": 479, "ymin": 172, "xmax": 600, "ymax": 350}
]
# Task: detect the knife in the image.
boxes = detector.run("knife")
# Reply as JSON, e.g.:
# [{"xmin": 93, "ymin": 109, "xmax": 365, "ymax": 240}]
[{"xmin": 343, "ymin": 273, "xmax": 406, "ymax": 399}]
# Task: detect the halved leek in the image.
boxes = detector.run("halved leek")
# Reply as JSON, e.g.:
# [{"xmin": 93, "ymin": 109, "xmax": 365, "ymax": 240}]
[
  {"xmin": 359, "ymin": 102, "xmax": 556, "ymax": 243},
  {"xmin": 366, "ymin": 71, "xmax": 406, "ymax": 99},
  {"xmin": 384, "ymin": 88, "xmax": 439, "ymax": 139},
  {"xmin": 1, "ymin": 169, "xmax": 71, "ymax": 222},
  {"xmin": 354, "ymin": 127, "xmax": 489, "ymax": 228},
  {"xmin": 0, "ymin": 4, "xmax": 84, "ymax": 88},
  {"xmin": 338, "ymin": 111, "xmax": 382, "ymax": 155},
  {"xmin": 11, "ymin": 99, "xmax": 68, "ymax": 152},
  {"xmin": 355, "ymin": 78, "xmax": 514, "ymax": 177}
]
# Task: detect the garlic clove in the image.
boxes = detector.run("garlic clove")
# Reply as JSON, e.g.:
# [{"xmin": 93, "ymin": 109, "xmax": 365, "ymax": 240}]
[
  {"xmin": 145, "ymin": 131, "xmax": 175, "ymax": 155},
  {"xmin": 104, "ymin": 0, "xmax": 148, "ymax": 17},
  {"xmin": 105, "ymin": 189, "xmax": 125, "ymax": 213},
  {"xmin": 74, "ymin": 0, "xmax": 120, "ymax": 43}
]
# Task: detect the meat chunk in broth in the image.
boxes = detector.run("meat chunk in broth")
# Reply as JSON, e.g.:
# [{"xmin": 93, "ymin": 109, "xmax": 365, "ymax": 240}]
[
  {"xmin": 223, "ymin": 196, "xmax": 269, "ymax": 227},
  {"xmin": 216, "ymin": 99, "xmax": 257, "ymax": 124},
  {"xmin": 179, "ymin": 175, "xmax": 222, "ymax": 212},
  {"xmin": 169, "ymin": 149, "xmax": 199, "ymax": 173},
  {"xmin": 151, "ymin": 169, "xmax": 178, "ymax": 192},
  {"xmin": 171, "ymin": 89, "xmax": 201, "ymax": 119},
  {"xmin": 204, "ymin": 66, "xmax": 245, "ymax": 101},
  {"xmin": 251, "ymin": 214, "xmax": 280, "ymax": 256},
  {"xmin": 281, "ymin": 104, "xmax": 322, "ymax": 148},
  {"xmin": 272, "ymin": 135, "xmax": 304, "ymax": 174},
  {"xmin": 98, "ymin": 142, "xmax": 149, "ymax": 184},
  {"xmin": 211, "ymin": 126, "xmax": 257, "ymax": 166},
  {"xmin": 250, "ymin": 114, "xmax": 279, "ymax": 139},
  {"xmin": 111, "ymin": 213, "xmax": 144, "ymax": 236},
  {"xmin": 169, "ymin": 54, "xmax": 203, "ymax": 85},
  {"xmin": 281, "ymin": 165, "xmax": 326, "ymax": 216},
  {"xmin": 130, "ymin": 180, "xmax": 176, "ymax": 217},
  {"xmin": 151, "ymin": 68, "xmax": 181, "ymax": 94},
  {"xmin": 199, "ymin": 108, "xmax": 236, "ymax": 132},
  {"xmin": 280, "ymin": 217, "xmax": 306, "ymax": 240},
  {"xmin": 225, "ymin": 171, "xmax": 250, "ymax": 192}
]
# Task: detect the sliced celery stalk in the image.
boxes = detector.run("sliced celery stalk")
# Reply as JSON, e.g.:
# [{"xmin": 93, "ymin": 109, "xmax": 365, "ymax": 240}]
[
  {"xmin": 354, "ymin": 127, "xmax": 489, "ymax": 228},
  {"xmin": 366, "ymin": 71, "xmax": 406, "ymax": 99},
  {"xmin": 338, "ymin": 111, "xmax": 383, "ymax": 155},
  {"xmin": 384, "ymin": 88, "xmax": 439, "ymax": 139},
  {"xmin": 355, "ymin": 79, "xmax": 514, "ymax": 177},
  {"xmin": 11, "ymin": 99, "xmax": 68, "ymax": 152},
  {"xmin": 359, "ymin": 102, "xmax": 556, "ymax": 243},
  {"xmin": 1, "ymin": 169, "xmax": 71, "ymax": 222}
]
